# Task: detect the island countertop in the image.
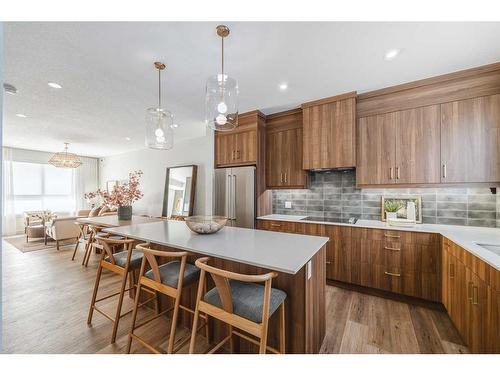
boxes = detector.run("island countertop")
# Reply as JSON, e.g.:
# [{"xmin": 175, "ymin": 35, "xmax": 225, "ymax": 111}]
[{"xmin": 104, "ymin": 220, "xmax": 329, "ymax": 274}]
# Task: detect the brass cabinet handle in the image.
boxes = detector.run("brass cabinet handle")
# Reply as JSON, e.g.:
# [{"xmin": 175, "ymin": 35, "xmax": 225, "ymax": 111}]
[
  {"xmin": 396, "ymin": 166, "xmax": 400, "ymax": 180},
  {"xmin": 326, "ymin": 261, "xmax": 332, "ymax": 265},
  {"xmin": 442, "ymin": 164, "xmax": 447, "ymax": 179},
  {"xmin": 236, "ymin": 150, "xmax": 241, "ymax": 159},
  {"xmin": 232, "ymin": 150, "xmax": 235, "ymax": 160},
  {"xmin": 468, "ymin": 281, "xmax": 474, "ymax": 301},
  {"xmin": 384, "ymin": 246, "xmax": 400, "ymax": 251},
  {"xmin": 472, "ymin": 286, "xmax": 479, "ymax": 305},
  {"xmin": 280, "ymin": 173, "xmax": 283, "ymax": 183},
  {"xmin": 449, "ymin": 263, "xmax": 454, "ymax": 279},
  {"xmin": 284, "ymin": 172, "xmax": 287, "ymax": 183},
  {"xmin": 384, "ymin": 271, "xmax": 401, "ymax": 277},
  {"xmin": 270, "ymin": 223, "xmax": 281, "ymax": 227},
  {"xmin": 384, "ymin": 234, "xmax": 400, "ymax": 239},
  {"xmin": 390, "ymin": 167, "xmax": 394, "ymax": 180}
]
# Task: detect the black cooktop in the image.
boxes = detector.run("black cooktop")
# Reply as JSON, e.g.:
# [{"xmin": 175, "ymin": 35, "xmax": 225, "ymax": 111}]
[{"xmin": 301, "ymin": 216, "xmax": 358, "ymax": 224}]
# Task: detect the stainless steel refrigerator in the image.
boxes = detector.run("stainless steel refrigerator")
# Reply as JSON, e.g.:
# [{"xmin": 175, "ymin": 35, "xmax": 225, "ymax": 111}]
[{"xmin": 213, "ymin": 166, "xmax": 256, "ymax": 228}]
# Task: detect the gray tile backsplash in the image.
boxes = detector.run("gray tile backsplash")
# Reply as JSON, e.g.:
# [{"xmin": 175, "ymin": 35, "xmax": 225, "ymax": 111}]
[{"xmin": 272, "ymin": 170, "xmax": 500, "ymax": 228}]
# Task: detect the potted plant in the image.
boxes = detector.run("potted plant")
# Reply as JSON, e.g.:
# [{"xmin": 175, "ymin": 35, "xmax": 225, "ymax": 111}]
[
  {"xmin": 384, "ymin": 200, "xmax": 402, "ymax": 220},
  {"xmin": 96, "ymin": 170, "xmax": 144, "ymax": 220}
]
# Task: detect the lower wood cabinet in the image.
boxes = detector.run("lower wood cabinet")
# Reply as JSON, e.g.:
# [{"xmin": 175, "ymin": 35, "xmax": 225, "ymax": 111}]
[{"xmin": 442, "ymin": 238, "xmax": 499, "ymax": 353}]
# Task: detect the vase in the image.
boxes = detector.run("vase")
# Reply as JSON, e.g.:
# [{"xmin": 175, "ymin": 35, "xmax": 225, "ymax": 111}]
[
  {"xmin": 386, "ymin": 211, "xmax": 397, "ymax": 220},
  {"xmin": 118, "ymin": 205, "xmax": 132, "ymax": 220}
]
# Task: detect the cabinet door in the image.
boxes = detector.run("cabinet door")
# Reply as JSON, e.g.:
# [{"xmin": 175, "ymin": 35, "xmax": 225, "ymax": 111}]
[
  {"xmin": 442, "ymin": 244, "xmax": 451, "ymax": 311},
  {"xmin": 486, "ymin": 286, "xmax": 500, "ymax": 353},
  {"xmin": 441, "ymin": 94, "xmax": 500, "ymax": 183},
  {"xmin": 235, "ymin": 129, "xmax": 257, "ymax": 164},
  {"xmin": 395, "ymin": 105, "xmax": 441, "ymax": 184},
  {"xmin": 215, "ymin": 133, "xmax": 236, "ymax": 166},
  {"xmin": 265, "ymin": 131, "xmax": 284, "ymax": 187},
  {"xmin": 467, "ymin": 271, "xmax": 488, "ymax": 353},
  {"xmin": 357, "ymin": 112, "xmax": 397, "ymax": 185},
  {"xmin": 303, "ymin": 97, "xmax": 356, "ymax": 169},
  {"xmin": 283, "ymin": 128, "xmax": 306, "ymax": 187},
  {"xmin": 449, "ymin": 256, "xmax": 468, "ymax": 343},
  {"xmin": 324, "ymin": 225, "xmax": 352, "ymax": 282}
]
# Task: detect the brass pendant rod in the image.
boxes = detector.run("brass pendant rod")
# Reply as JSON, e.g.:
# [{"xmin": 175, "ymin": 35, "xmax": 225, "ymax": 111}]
[
  {"xmin": 158, "ymin": 68, "xmax": 161, "ymax": 109},
  {"xmin": 221, "ymin": 35, "xmax": 224, "ymax": 78}
]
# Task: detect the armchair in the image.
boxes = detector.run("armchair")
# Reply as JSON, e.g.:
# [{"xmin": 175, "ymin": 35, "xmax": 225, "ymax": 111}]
[{"xmin": 45, "ymin": 216, "xmax": 81, "ymax": 250}]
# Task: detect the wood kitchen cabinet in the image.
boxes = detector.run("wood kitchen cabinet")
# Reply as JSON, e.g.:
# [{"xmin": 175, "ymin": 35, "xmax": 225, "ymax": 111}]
[
  {"xmin": 324, "ymin": 225, "xmax": 352, "ymax": 282},
  {"xmin": 266, "ymin": 109, "xmax": 307, "ymax": 189},
  {"xmin": 214, "ymin": 111, "xmax": 263, "ymax": 168},
  {"xmin": 357, "ymin": 105, "xmax": 441, "ymax": 186},
  {"xmin": 442, "ymin": 239, "xmax": 500, "ymax": 353},
  {"xmin": 440, "ymin": 94, "xmax": 500, "ymax": 183},
  {"xmin": 302, "ymin": 92, "xmax": 356, "ymax": 170}
]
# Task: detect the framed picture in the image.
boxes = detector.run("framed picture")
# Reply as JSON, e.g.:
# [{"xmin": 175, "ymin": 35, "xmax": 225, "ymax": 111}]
[
  {"xmin": 381, "ymin": 196, "xmax": 422, "ymax": 223},
  {"xmin": 106, "ymin": 180, "xmax": 118, "ymax": 193}
]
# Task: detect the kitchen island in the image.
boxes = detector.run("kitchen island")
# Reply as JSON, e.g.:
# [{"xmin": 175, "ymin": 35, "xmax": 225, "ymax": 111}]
[{"xmin": 104, "ymin": 220, "xmax": 329, "ymax": 354}]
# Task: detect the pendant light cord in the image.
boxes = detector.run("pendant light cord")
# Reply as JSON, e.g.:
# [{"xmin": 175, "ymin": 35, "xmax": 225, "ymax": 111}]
[
  {"xmin": 221, "ymin": 35, "xmax": 224, "ymax": 78},
  {"xmin": 158, "ymin": 68, "xmax": 161, "ymax": 109}
]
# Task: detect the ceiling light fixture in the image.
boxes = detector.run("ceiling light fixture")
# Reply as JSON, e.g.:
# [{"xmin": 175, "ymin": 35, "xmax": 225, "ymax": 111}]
[
  {"xmin": 145, "ymin": 62, "xmax": 174, "ymax": 150},
  {"xmin": 16, "ymin": 113, "xmax": 27, "ymax": 118},
  {"xmin": 48, "ymin": 143, "xmax": 82, "ymax": 168},
  {"xmin": 279, "ymin": 82, "xmax": 288, "ymax": 91},
  {"xmin": 384, "ymin": 48, "xmax": 401, "ymax": 61},
  {"xmin": 205, "ymin": 25, "xmax": 238, "ymax": 131},
  {"xmin": 3, "ymin": 83, "xmax": 17, "ymax": 95},
  {"xmin": 48, "ymin": 82, "xmax": 62, "ymax": 89}
]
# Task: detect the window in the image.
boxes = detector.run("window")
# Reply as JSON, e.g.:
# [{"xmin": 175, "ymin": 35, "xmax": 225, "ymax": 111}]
[{"xmin": 11, "ymin": 162, "xmax": 75, "ymax": 215}]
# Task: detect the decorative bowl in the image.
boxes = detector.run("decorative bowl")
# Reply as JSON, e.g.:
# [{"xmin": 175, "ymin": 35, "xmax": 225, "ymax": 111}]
[{"xmin": 185, "ymin": 215, "xmax": 227, "ymax": 234}]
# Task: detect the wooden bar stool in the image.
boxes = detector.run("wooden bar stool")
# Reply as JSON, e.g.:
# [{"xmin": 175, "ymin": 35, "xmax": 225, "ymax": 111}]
[
  {"xmin": 87, "ymin": 234, "xmax": 156, "ymax": 343},
  {"xmin": 189, "ymin": 257, "xmax": 287, "ymax": 354},
  {"xmin": 126, "ymin": 243, "xmax": 209, "ymax": 354},
  {"xmin": 82, "ymin": 226, "xmax": 123, "ymax": 267},
  {"xmin": 72, "ymin": 222, "xmax": 90, "ymax": 262}
]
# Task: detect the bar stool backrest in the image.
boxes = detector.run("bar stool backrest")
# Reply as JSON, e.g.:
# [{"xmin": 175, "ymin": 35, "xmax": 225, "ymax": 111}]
[
  {"xmin": 95, "ymin": 235, "xmax": 135, "ymax": 266},
  {"xmin": 135, "ymin": 243, "xmax": 189, "ymax": 289},
  {"xmin": 194, "ymin": 257, "xmax": 278, "ymax": 315}
]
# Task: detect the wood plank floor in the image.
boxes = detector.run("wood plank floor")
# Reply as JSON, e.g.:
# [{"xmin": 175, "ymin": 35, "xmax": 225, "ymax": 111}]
[{"xmin": 1, "ymin": 238, "xmax": 468, "ymax": 354}]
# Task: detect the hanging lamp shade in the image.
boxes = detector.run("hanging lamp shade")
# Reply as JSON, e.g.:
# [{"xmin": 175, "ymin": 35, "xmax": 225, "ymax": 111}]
[
  {"xmin": 205, "ymin": 25, "xmax": 238, "ymax": 131},
  {"xmin": 145, "ymin": 62, "xmax": 174, "ymax": 150},
  {"xmin": 48, "ymin": 143, "xmax": 82, "ymax": 168}
]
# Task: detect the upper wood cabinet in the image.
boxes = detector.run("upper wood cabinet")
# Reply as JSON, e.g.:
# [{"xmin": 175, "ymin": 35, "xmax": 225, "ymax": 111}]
[
  {"xmin": 265, "ymin": 109, "xmax": 307, "ymax": 189},
  {"xmin": 214, "ymin": 111, "xmax": 263, "ymax": 168},
  {"xmin": 357, "ymin": 105, "xmax": 441, "ymax": 186},
  {"xmin": 301, "ymin": 92, "xmax": 356, "ymax": 170},
  {"xmin": 440, "ymin": 94, "xmax": 500, "ymax": 183}
]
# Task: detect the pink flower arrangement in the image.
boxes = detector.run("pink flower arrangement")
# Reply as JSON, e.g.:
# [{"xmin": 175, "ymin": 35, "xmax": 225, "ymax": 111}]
[{"xmin": 93, "ymin": 170, "xmax": 144, "ymax": 208}]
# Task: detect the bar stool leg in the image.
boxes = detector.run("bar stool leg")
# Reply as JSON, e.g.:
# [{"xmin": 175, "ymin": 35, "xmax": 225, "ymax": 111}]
[
  {"xmin": 189, "ymin": 271, "xmax": 205, "ymax": 354},
  {"xmin": 72, "ymin": 233, "xmax": 81, "ymax": 261},
  {"xmin": 111, "ymin": 268, "xmax": 130, "ymax": 343},
  {"xmin": 82, "ymin": 231, "xmax": 93, "ymax": 266},
  {"xmin": 279, "ymin": 303, "xmax": 286, "ymax": 354},
  {"xmin": 167, "ymin": 291, "xmax": 182, "ymax": 353},
  {"xmin": 87, "ymin": 260, "xmax": 104, "ymax": 325},
  {"xmin": 228, "ymin": 326, "xmax": 234, "ymax": 353},
  {"xmin": 126, "ymin": 284, "xmax": 143, "ymax": 353}
]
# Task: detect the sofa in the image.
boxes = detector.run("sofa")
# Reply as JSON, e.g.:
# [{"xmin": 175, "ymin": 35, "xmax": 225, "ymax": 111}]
[{"xmin": 44, "ymin": 207, "xmax": 117, "ymax": 250}]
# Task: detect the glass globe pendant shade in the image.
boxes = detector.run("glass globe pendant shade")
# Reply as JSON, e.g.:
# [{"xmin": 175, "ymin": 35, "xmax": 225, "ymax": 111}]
[
  {"xmin": 145, "ymin": 107, "xmax": 174, "ymax": 150},
  {"xmin": 205, "ymin": 74, "xmax": 238, "ymax": 131}
]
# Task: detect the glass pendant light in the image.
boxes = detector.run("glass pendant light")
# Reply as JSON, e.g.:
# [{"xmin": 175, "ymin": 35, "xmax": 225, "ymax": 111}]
[
  {"xmin": 145, "ymin": 62, "xmax": 174, "ymax": 150},
  {"xmin": 205, "ymin": 25, "xmax": 238, "ymax": 131}
]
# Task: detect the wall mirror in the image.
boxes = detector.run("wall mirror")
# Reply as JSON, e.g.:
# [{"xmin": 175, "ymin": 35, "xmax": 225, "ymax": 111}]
[{"xmin": 162, "ymin": 165, "xmax": 198, "ymax": 218}]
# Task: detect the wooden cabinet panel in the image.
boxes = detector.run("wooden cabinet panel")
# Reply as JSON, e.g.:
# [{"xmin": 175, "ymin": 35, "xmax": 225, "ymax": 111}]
[
  {"xmin": 466, "ymin": 270, "xmax": 489, "ymax": 353},
  {"xmin": 235, "ymin": 129, "xmax": 257, "ymax": 164},
  {"xmin": 442, "ymin": 239, "xmax": 451, "ymax": 312},
  {"xmin": 486, "ymin": 287, "xmax": 500, "ymax": 353},
  {"xmin": 266, "ymin": 109, "xmax": 307, "ymax": 189},
  {"xmin": 302, "ymin": 94, "xmax": 356, "ymax": 169},
  {"xmin": 449, "ymin": 255, "xmax": 468, "ymax": 343},
  {"xmin": 357, "ymin": 112, "xmax": 397, "ymax": 185},
  {"xmin": 395, "ymin": 105, "xmax": 441, "ymax": 184},
  {"xmin": 324, "ymin": 225, "xmax": 351, "ymax": 283},
  {"xmin": 215, "ymin": 133, "xmax": 236, "ymax": 166},
  {"xmin": 441, "ymin": 94, "xmax": 500, "ymax": 183},
  {"xmin": 257, "ymin": 219, "xmax": 296, "ymax": 233}
]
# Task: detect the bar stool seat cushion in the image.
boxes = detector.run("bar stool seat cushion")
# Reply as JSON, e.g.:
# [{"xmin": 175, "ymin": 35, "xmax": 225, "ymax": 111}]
[
  {"xmin": 108, "ymin": 249, "xmax": 143, "ymax": 269},
  {"xmin": 204, "ymin": 281, "xmax": 287, "ymax": 323},
  {"xmin": 144, "ymin": 261, "xmax": 200, "ymax": 288}
]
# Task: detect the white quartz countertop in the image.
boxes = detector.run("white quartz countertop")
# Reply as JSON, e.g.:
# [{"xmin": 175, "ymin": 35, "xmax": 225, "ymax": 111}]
[
  {"xmin": 258, "ymin": 214, "xmax": 500, "ymax": 271},
  {"xmin": 104, "ymin": 220, "xmax": 329, "ymax": 274}
]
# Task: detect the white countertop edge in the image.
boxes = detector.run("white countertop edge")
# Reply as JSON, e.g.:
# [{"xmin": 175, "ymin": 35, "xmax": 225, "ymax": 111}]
[
  {"xmin": 258, "ymin": 214, "xmax": 500, "ymax": 271},
  {"xmin": 104, "ymin": 224, "xmax": 329, "ymax": 275}
]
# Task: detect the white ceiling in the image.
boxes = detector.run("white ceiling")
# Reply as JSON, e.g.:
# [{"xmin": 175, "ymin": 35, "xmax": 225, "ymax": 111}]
[{"xmin": 4, "ymin": 22, "xmax": 500, "ymax": 157}]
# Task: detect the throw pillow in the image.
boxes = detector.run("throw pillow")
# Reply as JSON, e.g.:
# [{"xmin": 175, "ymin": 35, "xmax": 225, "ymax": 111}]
[
  {"xmin": 89, "ymin": 205, "xmax": 102, "ymax": 217},
  {"xmin": 98, "ymin": 205, "xmax": 110, "ymax": 216}
]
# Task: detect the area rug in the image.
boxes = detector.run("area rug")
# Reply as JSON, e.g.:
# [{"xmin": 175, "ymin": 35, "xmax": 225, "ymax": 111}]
[{"xmin": 3, "ymin": 235, "xmax": 77, "ymax": 253}]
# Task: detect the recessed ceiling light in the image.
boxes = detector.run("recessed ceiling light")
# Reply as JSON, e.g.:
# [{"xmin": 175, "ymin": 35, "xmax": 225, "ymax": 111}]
[
  {"xmin": 278, "ymin": 82, "xmax": 288, "ymax": 91},
  {"xmin": 16, "ymin": 113, "xmax": 27, "ymax": 118},
  {"xmin": 48, "ymin": 82, "xmax": 62, "ymax": 89},
  {"xmin": 125, "ymin": 137, "xmax": 131, "ymax": 141},
  {"xmin": 384, "ymin": 48, "xmax": 401, "ymax": 61}
]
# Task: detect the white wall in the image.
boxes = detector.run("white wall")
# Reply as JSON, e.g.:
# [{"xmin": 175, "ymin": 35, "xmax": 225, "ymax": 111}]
[{"xmin": 99, "ymin": 135, "xmax": 214, "ymax": 217}]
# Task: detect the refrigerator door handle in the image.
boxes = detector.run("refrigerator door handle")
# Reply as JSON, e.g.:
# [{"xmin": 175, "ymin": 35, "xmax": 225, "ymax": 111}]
[
  {"xmin": 226, "ymin": 173, "xmax": 231, "ymax": 219},
  {"xmin": 232, "ymin": 174, "xmax": 237, "ymax": 220}
]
